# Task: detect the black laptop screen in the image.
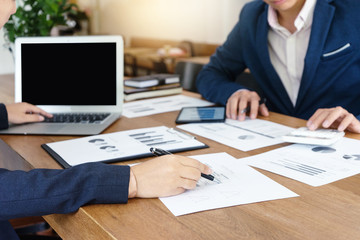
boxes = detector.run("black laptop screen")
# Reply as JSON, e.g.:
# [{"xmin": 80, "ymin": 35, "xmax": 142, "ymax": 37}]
[{"xmin": 21, "ymin": 42, "xmax": 117, "ymax": 106}]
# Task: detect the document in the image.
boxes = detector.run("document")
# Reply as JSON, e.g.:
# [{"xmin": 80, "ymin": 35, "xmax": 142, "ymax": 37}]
[
  {"xmin": 123, "ymin": 95, "xmax": 214, "ymax": 118},
  {"xmin": 160, "ymin": 152, "xmax": 299, "ymax": 216},
  {"xmin": 42, "ymin": 126, "xmax": 207, "ymax": 168},
  {"xmin": 178, "ymin": 118, "xmax": 294, "ymax": 151},
  {"xmin": 242, "ymin": 137, "xmax": 360, "ymax": 187}
]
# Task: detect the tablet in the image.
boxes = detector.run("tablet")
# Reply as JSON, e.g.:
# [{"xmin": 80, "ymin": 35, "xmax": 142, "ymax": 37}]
[{"xmin": 175, "ymin": 106, "xmax": 226, "ymax": 124}]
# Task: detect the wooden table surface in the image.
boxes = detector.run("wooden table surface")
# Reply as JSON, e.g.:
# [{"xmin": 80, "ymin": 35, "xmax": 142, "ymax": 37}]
[{"xmin": 1, "ymin": 74, "xmax": 360, "ymax": 240}]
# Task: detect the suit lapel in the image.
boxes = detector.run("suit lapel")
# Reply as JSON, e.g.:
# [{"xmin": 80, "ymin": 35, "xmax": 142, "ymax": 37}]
[
  {"xmin": 255, "ymin": 5, "xmax": 294, "ymax": 114},
  {"xmin": 296, "ymin": 0, "xmax": 335, "ymax": 109}
]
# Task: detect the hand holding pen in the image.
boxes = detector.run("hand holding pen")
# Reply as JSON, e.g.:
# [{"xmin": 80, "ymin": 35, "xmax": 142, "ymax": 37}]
[
  {"xmin": 240, "ymin": 98, "xmax": 267, "ymax": 114},
  {"xmin": 130, "ymin": 150, "xmax": 213, "ymax": 198},
  {"xmin": 226, "ymin": 89, "xmax": 269, "ymax": 121},
  {"xmin": 150, "ymin": 147, "xmax": 217, "ymax": 182}
]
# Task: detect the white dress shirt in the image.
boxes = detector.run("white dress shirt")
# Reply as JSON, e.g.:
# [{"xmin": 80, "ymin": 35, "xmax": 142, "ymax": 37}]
[{"xmin": 267, "ymin": 0, "xmax": 317, "ymax": 106}]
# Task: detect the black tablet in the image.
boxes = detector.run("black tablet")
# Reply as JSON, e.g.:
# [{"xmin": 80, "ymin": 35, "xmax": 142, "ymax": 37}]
[{"xmin": 175, "ymin": 106, "xmax": 226, "ymax": 124}]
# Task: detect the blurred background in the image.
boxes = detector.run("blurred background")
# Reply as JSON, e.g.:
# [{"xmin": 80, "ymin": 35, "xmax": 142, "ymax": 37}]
[{"xmin": 0, "ymin": 0, "xmax": 251, "ymax": 75}]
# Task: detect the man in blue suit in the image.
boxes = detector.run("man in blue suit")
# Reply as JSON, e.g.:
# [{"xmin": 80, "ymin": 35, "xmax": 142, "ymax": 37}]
[
  {"xmin": 197, "ymin": 0, "xmax": 360, "ymax": 133},
  {"xmin": 0, "ymin": 1, "xmax": 212, "ymax": 239}
]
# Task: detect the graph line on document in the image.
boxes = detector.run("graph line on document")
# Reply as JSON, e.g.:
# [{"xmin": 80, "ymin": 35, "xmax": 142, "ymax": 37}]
[
  {"xmin": 198, "ymin": 125, "xmax": 256, "ymax": 142},
  {"xmin": 225, "ymin": 123, "xmax": 275, "ymax": 139}
]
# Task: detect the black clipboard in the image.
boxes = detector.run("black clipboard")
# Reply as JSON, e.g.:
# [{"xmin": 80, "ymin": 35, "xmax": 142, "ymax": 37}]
[
  {"xmin": 42, "ymin": 144, "xmax": 208, "ymax": 169},
  {"xmin": 41, "ymin": 126, "xmax": 208, "ymax": 169}
]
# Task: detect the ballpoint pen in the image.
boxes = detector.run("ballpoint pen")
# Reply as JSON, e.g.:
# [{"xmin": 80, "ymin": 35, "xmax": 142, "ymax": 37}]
[{"xmin": 149, "ymin": 147, "xmax": 216, "ymax": 182}]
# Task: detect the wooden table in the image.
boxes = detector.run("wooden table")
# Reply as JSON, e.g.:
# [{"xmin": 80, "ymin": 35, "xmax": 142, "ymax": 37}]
[{"xmin": 2, "ymin": 74, "xmax": 360, "ymax": 240}]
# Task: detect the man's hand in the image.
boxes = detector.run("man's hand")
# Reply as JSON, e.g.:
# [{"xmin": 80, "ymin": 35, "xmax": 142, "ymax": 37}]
[
  {"xmin": 226, "ymin": 89, "xmax": 269, "ymax": 121},
  {"xmin": 307, "ymin": 107, "xmax": 360, "ymax": 133},
  {"xmin": 5, "ymin": 102, "xmax": 53, "ymax": 124},
  {"xmin": 128, "ymin": 155, "xmax": 212, "ymax": 198}
]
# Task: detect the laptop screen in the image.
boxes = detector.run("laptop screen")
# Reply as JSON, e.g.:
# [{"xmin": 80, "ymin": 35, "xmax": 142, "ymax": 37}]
[{"xmin": 21, "ymin": 42, "xmax": 117, "ymax": 106}]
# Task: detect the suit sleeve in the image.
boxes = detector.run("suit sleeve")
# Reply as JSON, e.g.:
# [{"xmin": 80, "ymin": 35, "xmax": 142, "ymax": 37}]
[
  {"xmin": 0, "ymin": 103, "xmax": 9, "ymax": 130},
  {"xmin": 0, "ymin": 162, "xmax": 130, "ymax": 220},
  {"xmin": 196, "ymin": 8, "xmax": 249, "ymax": 106}
]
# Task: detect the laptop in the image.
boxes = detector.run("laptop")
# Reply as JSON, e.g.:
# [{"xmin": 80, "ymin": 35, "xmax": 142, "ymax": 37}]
[{"xmin": 0, "ymin": 35, "xmax": 124, "ymax": 135}]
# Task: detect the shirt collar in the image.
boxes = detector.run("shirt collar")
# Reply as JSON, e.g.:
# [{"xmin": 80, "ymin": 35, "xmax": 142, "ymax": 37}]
[{"xmin": 268, "ymin": 0, "xmax": 317, "ymax": 34}]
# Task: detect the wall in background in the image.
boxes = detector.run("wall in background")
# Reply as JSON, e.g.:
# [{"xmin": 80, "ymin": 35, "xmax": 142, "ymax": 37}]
[
  {"xmin": 77, "ymin": 0, "xmax": 248, "ymax": 46},
  {"xmin": 0, "ymin": 29, "xmax": 15, "ymax": 74},
  {"xmin": 0, "ymin": 0, "xmax": 250, "ymax": 74}
]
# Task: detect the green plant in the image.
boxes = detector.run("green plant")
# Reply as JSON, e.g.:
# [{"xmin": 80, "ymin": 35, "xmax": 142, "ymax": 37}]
[{"xmin": 3, "ymin": 0, "xmax": 79, "ymax": 44}]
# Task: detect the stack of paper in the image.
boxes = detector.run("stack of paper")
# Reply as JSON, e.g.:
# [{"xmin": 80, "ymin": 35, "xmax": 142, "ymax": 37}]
[{"xmin": 178, "ymin": 118, "xmax": 294, "ymax": 151}]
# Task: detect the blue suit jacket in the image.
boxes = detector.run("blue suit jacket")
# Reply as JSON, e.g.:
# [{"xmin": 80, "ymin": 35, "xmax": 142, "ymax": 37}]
[
  {"xmin": 0, "ymin": 104, "xmax": 130, "ymax": 239},
  {"xmin": 197, "ymin": 0, "xmax": 360, "ymax": 120}
]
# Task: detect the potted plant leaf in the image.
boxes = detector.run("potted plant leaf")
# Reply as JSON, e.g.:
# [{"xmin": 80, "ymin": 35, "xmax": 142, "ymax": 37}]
[{"xmin": 3, "ymin": 0, "xmax": 87, "ymax": 53}]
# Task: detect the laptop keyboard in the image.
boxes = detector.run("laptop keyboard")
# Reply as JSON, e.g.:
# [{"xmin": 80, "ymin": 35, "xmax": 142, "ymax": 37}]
[{"xmin": 44, "ymin": 113, "xmax": 111, "ymax": 124}]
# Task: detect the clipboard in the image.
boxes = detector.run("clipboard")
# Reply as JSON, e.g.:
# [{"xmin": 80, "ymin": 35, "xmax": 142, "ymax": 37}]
[{"xmin": 42, "ymin": 126, "xmax": 208, "ymax": 168}]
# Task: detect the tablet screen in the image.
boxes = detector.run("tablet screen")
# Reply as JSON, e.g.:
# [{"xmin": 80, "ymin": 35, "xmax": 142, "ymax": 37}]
[{"xmin": 176, "ymin": 107, "xmax": 225, "ymax": 123}]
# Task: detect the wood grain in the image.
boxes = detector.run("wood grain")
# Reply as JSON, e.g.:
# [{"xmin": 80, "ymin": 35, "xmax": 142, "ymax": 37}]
[{"xmin": 2, "ymin": 74, "xmax": 360, "ymax": 240}]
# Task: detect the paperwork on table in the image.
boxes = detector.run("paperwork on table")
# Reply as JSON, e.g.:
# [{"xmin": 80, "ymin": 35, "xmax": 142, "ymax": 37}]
[
  {"xmin": 42, "ymin": 126, "xmax": 207, "ymax": 168},
  {"xmin": 178, "ymin": 118, "xmax": 294, "ymax": 151},
  {"xmin": 123, "ymin": 95, "xmax": 214, "ymax": 118},
  {"xmin": 160, "ymin": 152, "xmax": 298, "ymax": 216},
  {"xmin": 242, "ymin": 137, "xmax": 360, "ymax": 187}
]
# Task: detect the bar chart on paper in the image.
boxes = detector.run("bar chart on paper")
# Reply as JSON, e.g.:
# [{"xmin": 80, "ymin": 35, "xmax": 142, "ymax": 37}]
[
  {"xmin": 243, "ymin": 137, "xmax": 360, "ymax": 186},
  {"xmin": 270, "ymin": 158, "xmax": 327, "ymax": 176},
  {"xmin": 43, "ymin": 126, "xmax": 207, "ymax": 167},
  {"xmin": 128, "ymin": 128, "xmax": 197, "ymax": 148}
]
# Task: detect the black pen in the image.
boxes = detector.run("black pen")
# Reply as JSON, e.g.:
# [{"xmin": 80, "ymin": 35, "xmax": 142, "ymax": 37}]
[
  {"xmin": 149, "ymin": 147, "xmax": 216, "ymax": 182},
  {"xmin": 240, "ymin": 98, "xmax": 267, "ymax": 114}
]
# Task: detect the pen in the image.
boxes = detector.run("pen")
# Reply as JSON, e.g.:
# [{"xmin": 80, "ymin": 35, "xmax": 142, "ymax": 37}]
[
  {"xmin": 240, "ymin": 98, "xmax": 267, "ymax": 114},
  {"xmin": 149, "ymin": 147, "xmax": 216, "ymax": 182}
]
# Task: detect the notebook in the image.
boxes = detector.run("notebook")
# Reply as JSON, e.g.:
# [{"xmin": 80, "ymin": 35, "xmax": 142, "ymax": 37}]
[{"xmin": 0, "ymin": 35, "xmax": 124, "ymax": 135}]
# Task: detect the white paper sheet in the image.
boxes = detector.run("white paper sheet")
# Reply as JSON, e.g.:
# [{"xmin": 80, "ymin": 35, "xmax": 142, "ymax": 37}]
[
  {"xmin": 45, "ymin": 126, "xmax": 206, "ymax": 166},
  {"xmin": 160, "ymin": 152, "xmax": 299, "ymax": 216},
  {"xmin": 123, "ymin": 95, "xmax": 214, "ymax": 118},
  {"xmin": 178, "ymin": 118, "xmax": 294, "ymax": 151},
  {"xmin": 242, "ymin": 137, "xmax": 360, "ymax": 187}
]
